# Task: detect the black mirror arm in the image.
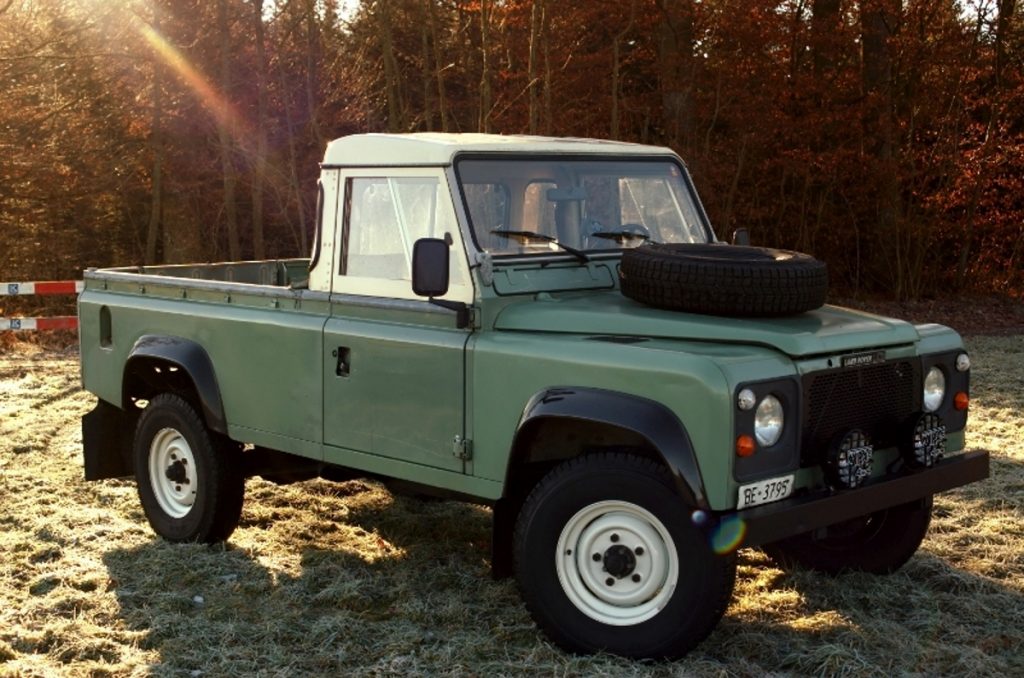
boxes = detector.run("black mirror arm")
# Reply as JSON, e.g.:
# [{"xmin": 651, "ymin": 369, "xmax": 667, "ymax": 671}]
[{"xmin": 429, "ymin": 298, "xmax": 471, "ymax": 329}]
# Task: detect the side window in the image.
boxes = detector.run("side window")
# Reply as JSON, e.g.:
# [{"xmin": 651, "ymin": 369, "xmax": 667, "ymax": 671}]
[
  {"xmin": 338, "ymin": 174, "xmax": 471, "ymax": 301},
  {"xmin": 347, "ymin": 178, "xmax": 410, "ymax": 280}
]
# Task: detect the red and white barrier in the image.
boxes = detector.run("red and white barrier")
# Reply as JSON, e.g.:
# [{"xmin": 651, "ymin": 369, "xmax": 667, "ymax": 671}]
[
  {"xmin": 1, "ymin": 280, "xmax": 82, "ymax": 331},
  {"xmin": 2, "ymin": 280, "xmax": 84, "ymax": 296},
  {"xmin": 3, "ymin": 316, "xmax": 78, "ymax": 331}
]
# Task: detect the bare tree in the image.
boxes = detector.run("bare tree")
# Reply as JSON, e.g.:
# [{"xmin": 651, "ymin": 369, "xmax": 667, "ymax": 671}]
[
  {"xmin": 655, "ymin": 0, "xmax": 696, "ymax": 149},
  {"xmin": 250, "ymin": 0, "xmax": 268, "ymax": 259},
  {"xmin": 145, "ymin": 3, "xmax": 164, "ymax": 264},
  {"xmin": 479, "ymin": 0, "xmax": 492, "ymax": 133},
  {"xmin": 611, "ymin": 0, "xmax": 637, "ymax": 138},
  {"xmin": 527, "ymin": 0, "xmax": 543, "ymax": 134},
  {"xmin": 860, "ymin": 0, "xmax": 901, "ymax": 295},
  {"xmin": 217, "ymin": 0, "xmax": 240, "ymax": 260}
]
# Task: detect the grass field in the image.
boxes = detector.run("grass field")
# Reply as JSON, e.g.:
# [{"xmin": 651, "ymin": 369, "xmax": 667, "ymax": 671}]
[{"xmin": 1, "ymin": 336, "xmax": 1021, "ymax": 677}]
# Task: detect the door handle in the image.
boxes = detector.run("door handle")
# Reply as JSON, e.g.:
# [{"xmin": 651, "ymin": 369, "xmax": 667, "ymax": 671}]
[{"xmin": 333, "ymin": 347, "xmax": 351, "ymax": 377}]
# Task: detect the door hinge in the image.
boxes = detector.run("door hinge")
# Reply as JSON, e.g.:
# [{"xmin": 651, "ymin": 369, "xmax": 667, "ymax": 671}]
[{"xmin": 453, "ymin": 435, "xmax": 473, "ymax": 460}]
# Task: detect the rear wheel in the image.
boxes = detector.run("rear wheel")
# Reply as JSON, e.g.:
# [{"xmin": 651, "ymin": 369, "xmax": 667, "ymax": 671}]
[
  {"xmin": 763, "ymin": 497, "xmax": 933, "ymax": 574},
  {"xmin": 513, "ymin": 453, "xmax": 735, "ymax": 659},
  {"xmin": 133, "ymin": 393, "xmax": 244, "ymax": 543}
]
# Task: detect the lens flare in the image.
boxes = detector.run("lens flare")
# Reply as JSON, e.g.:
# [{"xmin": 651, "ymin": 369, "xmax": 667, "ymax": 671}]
[
  {"xmin": 137, "ymin": 21, "xmax": 247, "ymax": 138},
  {"xmin": 710, "ymin": 515, "xmax": 747, "ymax": 555}
]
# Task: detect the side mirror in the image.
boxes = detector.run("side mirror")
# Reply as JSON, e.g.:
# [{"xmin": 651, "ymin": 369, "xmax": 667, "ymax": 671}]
[
  {"xmin": 731, "ymin": 227, "xmax": 751, "ymax": 247},
  {"xmin": 412, "ymin": 238, "xmax": 450, "ymax": 298}
]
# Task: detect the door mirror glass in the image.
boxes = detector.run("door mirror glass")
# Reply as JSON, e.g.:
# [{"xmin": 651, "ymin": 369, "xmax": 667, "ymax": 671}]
[{"xmin": 412, "ymin": 238, "xmax": 450, "ymax": 298}]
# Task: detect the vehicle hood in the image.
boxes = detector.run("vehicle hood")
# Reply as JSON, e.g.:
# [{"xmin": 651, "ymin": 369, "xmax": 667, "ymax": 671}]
[{"xmin": 492, "ymin": 292, "xmax": 920, "ymax": 358}]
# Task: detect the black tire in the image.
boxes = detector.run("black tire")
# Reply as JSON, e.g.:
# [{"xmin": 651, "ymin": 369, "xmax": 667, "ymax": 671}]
[
  {"xmin": 620, "ymin": 243, "xmax": 828, "ymax": 316},
  {"xmin": 513, "ymin": 453, "xmax": 735, "ymax": 659},
  {"xmin": 133, "ymin": 393, "xmax": 244, "ymax": 543},
  {"xmin": 763, "ymin": 497, "xmax": 933, "ymax": 575}
]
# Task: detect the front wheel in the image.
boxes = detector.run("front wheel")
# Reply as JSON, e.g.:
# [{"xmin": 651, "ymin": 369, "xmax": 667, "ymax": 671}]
[
  {"xmin": 763, "ymin": 497, "xmax": 933, "ymax": 575},
  {"xmin": 513, "ymin": 453, "xmax": 735, "ymax": 659},
  {"xmin": 133, "ymin": 393, "xmax": 244, "ymax": 543}
]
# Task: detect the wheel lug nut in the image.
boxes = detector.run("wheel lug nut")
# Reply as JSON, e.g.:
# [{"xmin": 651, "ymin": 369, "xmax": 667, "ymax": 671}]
[
  {"xmin": 635, "ymin": 547, "xmax": 644, "ymax": 556},
  {"xmin": 605, "ymin": 578, "xmax": 615, "ymax": 586},
  {"xmin": 592, "ymin": 553, "xmax": 602, "ymax": 562},
  {"xmin": 610, "ymin": 533, "xmax": 619, "ymax": 543},
  {"xmin": 565, "ymin": 549, "xmax": 572, "ymax": 556},
  {"xmin": 632, "ymin": 574, "xmax": 641, "ymax": 583}
]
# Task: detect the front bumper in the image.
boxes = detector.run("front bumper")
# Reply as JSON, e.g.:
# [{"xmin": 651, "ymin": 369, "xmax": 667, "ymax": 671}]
[{"xmin": 737, "ymin": 450, "xmax": 989, "ymax": 547}]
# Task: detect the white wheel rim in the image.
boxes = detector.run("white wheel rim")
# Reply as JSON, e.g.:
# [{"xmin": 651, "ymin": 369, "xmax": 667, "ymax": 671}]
[
  {"xmin": 148, "ymin": 427, "xmax": 198, "ymax": 518},
  {"xmin": 556, "ymin": 500, "xmax": 678, "ymax": 626}
]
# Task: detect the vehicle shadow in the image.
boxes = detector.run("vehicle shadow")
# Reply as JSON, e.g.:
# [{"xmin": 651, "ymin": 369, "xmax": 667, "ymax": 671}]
[
  {"xmin": 101, "ymin": 486, "xmax": 534, "ymax": 676},
  {"xmin": 710, "ymin": 482, "xmax": 1024, "ymax": 675},
  {"xmin": 102, "ymin": 474, "xmax": 1024, "ymax": 676}
]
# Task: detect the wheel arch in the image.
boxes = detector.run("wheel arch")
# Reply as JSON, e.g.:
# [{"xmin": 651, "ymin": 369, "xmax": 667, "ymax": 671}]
[
  {"xmin": 122, "ymin": 335, "xmax": 227, "ymax": 435},
  {"xmin": 491, "ymin": 386, "xmax": 708, "ymax": 579}
]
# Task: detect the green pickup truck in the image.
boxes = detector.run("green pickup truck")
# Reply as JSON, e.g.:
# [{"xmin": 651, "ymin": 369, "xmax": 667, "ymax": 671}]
[{"xmin": 79, "ymin": 133, "xmax": 988, "ymax": 659}]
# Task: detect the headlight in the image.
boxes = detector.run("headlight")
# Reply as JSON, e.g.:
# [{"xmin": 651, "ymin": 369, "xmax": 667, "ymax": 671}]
[
  {"xmin": 754, "ymin": 395, "xmax": 784, "ymax": 447},
  {"xmin": 923, "ymin": 367, "xmax": 946, "ymax": 412}
]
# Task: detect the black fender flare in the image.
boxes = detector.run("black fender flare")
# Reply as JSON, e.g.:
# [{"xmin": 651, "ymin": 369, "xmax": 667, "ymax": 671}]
[
  {"xmin": 510, "ymin": 386, "xmax": 709, "ymax": 510},
  {"xmin": 124, "ymin": 335, "xmax": 227, "ymax": 434}
]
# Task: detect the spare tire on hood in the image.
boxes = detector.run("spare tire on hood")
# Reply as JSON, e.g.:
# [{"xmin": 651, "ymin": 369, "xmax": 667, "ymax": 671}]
[{"xmin": 619, "ymin": 243, "xmax": 828, "ymax": 317}]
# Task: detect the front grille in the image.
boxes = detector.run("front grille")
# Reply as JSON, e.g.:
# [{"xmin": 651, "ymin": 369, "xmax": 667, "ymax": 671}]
[{"xmin": 801, "ymin": 360, "xmax": 919, "ymax": 461}]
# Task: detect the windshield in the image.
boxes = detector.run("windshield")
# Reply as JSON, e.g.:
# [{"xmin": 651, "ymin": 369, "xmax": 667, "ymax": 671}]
[{"xmin": 456, "ymin": 157, "xmax": 711, "ymax": 257}]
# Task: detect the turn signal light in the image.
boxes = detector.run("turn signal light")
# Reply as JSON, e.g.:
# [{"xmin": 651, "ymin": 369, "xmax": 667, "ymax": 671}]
[
  {"xmin": 954, "ymin": 392, "xmax": 969, "ymax": 411},
  {"xmin": 736, "ymin": 435, "xmax": 756, "ymax": 457}
]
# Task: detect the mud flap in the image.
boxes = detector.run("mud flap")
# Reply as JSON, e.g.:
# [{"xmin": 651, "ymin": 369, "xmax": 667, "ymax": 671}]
[{"xmin": 82, "ymin": 399, "xmax": 134, "ymax": 480}]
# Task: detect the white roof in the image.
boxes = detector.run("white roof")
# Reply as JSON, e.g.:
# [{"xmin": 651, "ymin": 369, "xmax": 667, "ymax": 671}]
[{"xmin": 322, "ymin": 133, "xmax": 678, "ymax": 167}]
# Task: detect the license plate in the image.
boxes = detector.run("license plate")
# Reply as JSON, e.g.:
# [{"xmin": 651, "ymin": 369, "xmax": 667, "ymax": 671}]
[{"xmin": 737, "ymin": 474, "xmax": 795, "ymax": 510}]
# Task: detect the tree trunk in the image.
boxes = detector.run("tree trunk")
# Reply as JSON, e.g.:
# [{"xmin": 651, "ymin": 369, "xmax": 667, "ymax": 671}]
[
  {"xmin": 860, "ymin": 0, "xmax": 901, "ymax": 296},
  {"xmin": 428, "ymin": 0, "xmax": 450, "ymax": 132},
  {"xmin": 479, "ymin": 0, "xmax": 492, "ymax": 132},
  {"xmin": 145, "ymin": 5, "xmax": 163, "ymax": 265},
  {"xmin": 217, "ymin": 0, "xmax": 240, "ymax": 261},
  {"xmin": 611, "ymin": 0, "xmax": 637, "ymax": 138},
  {"xmin": 377, "ymin": 0, "xmax": 405, "ymax": 132},
  {"xmin": 655, "ymin": 0, "xmax": 696, "ymax": 149},
  {"xmin": 250, "ymin": 0, "xmax": 268, "ymax": 260},
  {"xmin": 420, "ymin": 1, "xmax": 433, "ymax": 130},
  {"xmin": 527, "ymin": 0, "xmax": 543, "ymax": 134},
  {"xmin": 542, "ymin": 2, "xmax": 552, "ymax": 135},
  {"xmin": 277, "ymin": 60, "xmax": 308, "ymax": 256},
  {"xmin": 812, "ymin": 0, "xmax": 841, "ymax": 79},
  {"xmin": 304, "ymin": 0, "xmax": 325, "ymax": 147}
]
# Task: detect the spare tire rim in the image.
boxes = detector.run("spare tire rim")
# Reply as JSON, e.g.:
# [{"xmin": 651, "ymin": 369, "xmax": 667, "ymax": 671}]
[
  {"xmin": 555, "ymin": 500, "xmax": 678, "ymax": 626},
  {"xmin": 149, "ymin": 427, "xmax": 198, "ymax": 518}
]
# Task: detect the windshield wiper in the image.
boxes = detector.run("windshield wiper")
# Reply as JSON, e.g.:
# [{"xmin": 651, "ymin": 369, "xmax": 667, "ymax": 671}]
[
  {"xmin": 490, "ymin": 229, "xmax": 590, "ymax": 263},
  {"xmin": 588, "ymin": 227, "xmax": 655, "ymax": 244}
]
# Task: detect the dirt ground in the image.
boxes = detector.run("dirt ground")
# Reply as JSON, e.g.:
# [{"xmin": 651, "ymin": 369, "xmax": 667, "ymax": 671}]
[{"xmin": 1, "ymin": 326, "xmax": 1022, "ymax": 676}]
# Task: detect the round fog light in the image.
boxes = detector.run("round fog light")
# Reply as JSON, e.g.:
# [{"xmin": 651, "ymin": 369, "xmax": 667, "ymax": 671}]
[
  {"xmin": 825, "ymin": 430, "xmax": 873, "ymax": 489},
  {"xmin": 906, "ymin": 413, "xmax": 946, "ymax": 468}
]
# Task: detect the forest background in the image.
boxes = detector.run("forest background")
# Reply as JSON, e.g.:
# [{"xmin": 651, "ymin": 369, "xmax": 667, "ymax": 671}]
[{"xmin": 1, "ymin": 0, "xmax": 1021, "ymax": 304}]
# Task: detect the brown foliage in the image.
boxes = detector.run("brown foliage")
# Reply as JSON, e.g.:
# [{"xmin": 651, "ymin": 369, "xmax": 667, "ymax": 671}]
[{"xmin": 0, "ymin": 0, "xmax": 1022, "ymax": 300}]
